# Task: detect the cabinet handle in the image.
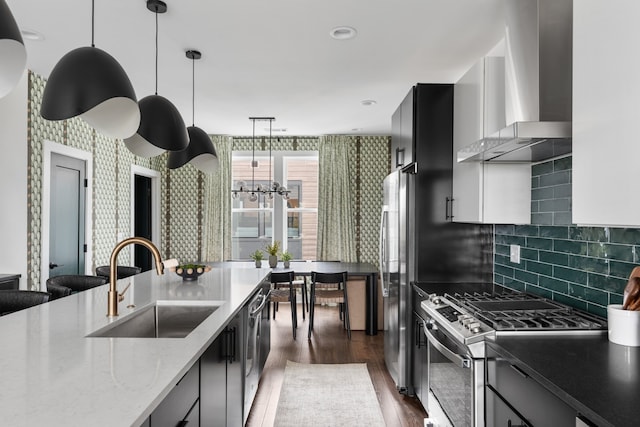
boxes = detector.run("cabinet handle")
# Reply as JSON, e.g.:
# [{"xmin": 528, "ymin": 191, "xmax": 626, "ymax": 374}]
[
  {"xmin": 415, "ymin": 319, "xmax": 423, "ymax": 347},
  {"xmin": 509, "ymin": 364, "xmax": 529, "ymax": 379},
  {"xmin": 445, "ymin": 197, "xmax": 454, "ymax": 221},
  {"xmin": 177, "ymin": 421, "xmax": 188, "ymax": 427},
  {"xmin": 396, "ymin": 148, "xmax": 405, "ymax": 168},
  {"xmin": 223, "ymin": 327, "xmax": 237, "ymax": 363}
]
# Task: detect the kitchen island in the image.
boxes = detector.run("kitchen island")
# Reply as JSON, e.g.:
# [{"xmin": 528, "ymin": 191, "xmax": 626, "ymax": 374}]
[
  {"xmin": 489, "ymin": 335, "xmax": 640, "ymax": 427},
  {"xmin": 0, "ymin": 266, "xmax": 269, "ymax": 427}
]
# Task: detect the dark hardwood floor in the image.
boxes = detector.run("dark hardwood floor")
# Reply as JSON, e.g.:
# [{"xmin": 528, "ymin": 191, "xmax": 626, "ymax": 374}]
[{"xmin": 246, "ymin": 303, "xmax": 427, "ymax": 426}]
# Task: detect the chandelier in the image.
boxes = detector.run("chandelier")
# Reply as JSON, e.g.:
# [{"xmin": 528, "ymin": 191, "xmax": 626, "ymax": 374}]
[{"xmin": 232, "ymin": 117, "xmax": 290, "ymax": 201}]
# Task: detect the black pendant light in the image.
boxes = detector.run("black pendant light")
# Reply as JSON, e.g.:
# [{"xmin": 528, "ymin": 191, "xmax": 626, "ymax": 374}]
[
  {"xmin": 168, "ymin": 50, "xmax": 218, "ymax": 173},
  {"xmin": 0, "ymin": 0, "xmax": 27, "ymax": 98},
  {"xmin": 124, "ymin": 0, "xmax": 188, "ymax": 158},
  {"xmin": 41, "ymin": 0, "xmax": 139, "ymax": 139}
]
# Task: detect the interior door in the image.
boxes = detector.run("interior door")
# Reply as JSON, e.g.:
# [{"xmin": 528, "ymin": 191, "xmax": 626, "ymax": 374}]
[
  {"xmin": 49, "ymin": 153, "xmax": 86, "ymax": 277},
  {"xmin": 134, "ymin": 174, "xmax": 153, "ymax": 271}
]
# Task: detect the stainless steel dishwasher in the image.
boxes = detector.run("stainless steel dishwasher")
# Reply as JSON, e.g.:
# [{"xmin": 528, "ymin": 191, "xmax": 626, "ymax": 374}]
[{"xmin": 243, "ymin": 287, "xmax": 269, "ymax": 423}]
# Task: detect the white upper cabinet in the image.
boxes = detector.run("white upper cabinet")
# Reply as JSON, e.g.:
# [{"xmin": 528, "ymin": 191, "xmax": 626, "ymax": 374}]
[
  {"xmin": 573, "ymin": 0, "xmax": 640, "ymax": 227},
  {"xmin": 452, "ymin": 55, "xmax": 531, "ymax": 224}
]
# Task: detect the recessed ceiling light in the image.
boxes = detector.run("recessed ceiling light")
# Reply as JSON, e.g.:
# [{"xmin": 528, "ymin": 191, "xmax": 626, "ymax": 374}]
[
  {"xmin": 21, "ymin": 29, "xmax": 45, "ymax": 41},
  {"xmin": 361, "ymin": 99, "xmax": 377, "ymax": 106},
  {"xmin": 330, "ymin": 26, "xmax": 357, "ymax": 40}
]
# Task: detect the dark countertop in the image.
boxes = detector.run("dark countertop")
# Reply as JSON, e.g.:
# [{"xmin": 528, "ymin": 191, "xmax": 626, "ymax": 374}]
[
  {"xmin": 0, "ymin": 274, "xmax": 20, "ymax": 281},
  {"xmin": 489, "ymin": 334, "xmax": 640, "ymax": 427}
]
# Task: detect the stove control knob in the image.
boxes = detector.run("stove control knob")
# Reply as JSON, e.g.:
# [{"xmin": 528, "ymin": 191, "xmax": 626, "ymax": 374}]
[
  {"xmin": 458, "ymin": 314, "xmax": 470, "ymax": 324},
  {"xmin": 461, "ymin": 317, "xmax": 474, "ymax": 327},
  {"xmin": 431, "ymin": 296, "xmax": 442, "ymax": 305},
  {"xmin": 468, "ymin": 322, "xmax": 481, "ymax": 333}
]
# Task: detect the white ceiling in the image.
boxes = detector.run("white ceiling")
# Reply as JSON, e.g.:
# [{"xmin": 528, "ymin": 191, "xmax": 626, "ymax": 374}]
[{"xmin": 7, "ymin": 0, "xmax": 506, "ymax": 137}]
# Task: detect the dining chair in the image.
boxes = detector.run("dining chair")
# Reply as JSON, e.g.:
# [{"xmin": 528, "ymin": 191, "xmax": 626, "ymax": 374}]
[
  {"xmin": 0, "ymin": 290, "xmax": 50, "ymax": 315},
  {"xmin": 95, "ymin": 265, "xmax": 142, "ymax": 280},
  {"xmin": 308, "ymin": 271, "xmax": 351, "ymax": 340},
  {"xmin": 46, "ymin": 275, "xmax": 108, "ymax": 300},
  {"xmin": 269, "ymin": 271, "xmax": 298, "ymax": 339},
  {"xmin": 288, "ymin": 275, "xmax": 308, "ymax": 318}
]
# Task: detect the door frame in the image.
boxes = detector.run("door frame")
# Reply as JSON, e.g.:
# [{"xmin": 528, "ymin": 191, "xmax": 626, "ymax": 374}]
[
  {"xmin": 130, "ymin": 165, "xmax": 161, "ymax": 266},
  {"xmin": 41, "ymin": 140, "xmax": 93, "ymax": 288}
]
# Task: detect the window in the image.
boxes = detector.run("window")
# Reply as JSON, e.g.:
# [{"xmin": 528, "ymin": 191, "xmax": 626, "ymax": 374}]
[{"xmin": 231, "ymin": 152, "xmax": 318, "ymax": 260}]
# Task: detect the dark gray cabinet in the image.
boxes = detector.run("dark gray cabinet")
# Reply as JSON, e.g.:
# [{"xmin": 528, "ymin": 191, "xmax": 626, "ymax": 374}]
[
  {"xmin": 486, "ymin": 386, "xmax": 530, "ymax": 427},
  {"xmin": 200, "ymin": 312, "xmax": 245, "ymax": 427},
  {"xmin": 411, "ymin": 311, "xmax": 428, "ymax": 406},
  {"xmin": 0, "ymin": 274, "xmax": 19, "ymax": 290},
  {"xmin": 411, "ymin": 285, "xmax": 428, "ymax": 405},
  {"xmin": 391, "ymin": 89, "xmax": 414, "ymax": 168},
  {"xmin": 149, "ymin": 361, "xmax": 200, "ymax": 427},
  {"xmin": 486, "ymin": 346, "xmax": 575, "ymax": 426}
]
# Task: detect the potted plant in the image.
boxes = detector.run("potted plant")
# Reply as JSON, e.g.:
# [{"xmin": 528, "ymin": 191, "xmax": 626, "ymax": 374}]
[
  {"xmin": 281, "ymin": 250, "xmax": 293, "ymax": 268},
  {"xmin": 250, "ymin": 250, "xmax": 264, "ymax": 268},
  {"xmin": 265, "ymin": 240, "xmax": 280, "ymax": 268}
]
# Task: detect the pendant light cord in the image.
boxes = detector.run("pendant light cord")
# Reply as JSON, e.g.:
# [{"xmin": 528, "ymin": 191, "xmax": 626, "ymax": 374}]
[
  {"xmin": 269, "ymin": 119, "xmax": 273, "ymax": 191},
  {"xmin": 155, "ymin": 9, "xmax": 159, "ymax": 95},
  {"xmin": 91, "ymin": 0, "xmax": 95, "ymax": 47},
  {"xmin": 192, "ymin": 56, "xmax": 195, "ymax": 126},
  {"xmin": 251, "ymin": 119, "xmax": 256, "ymax": 192}
]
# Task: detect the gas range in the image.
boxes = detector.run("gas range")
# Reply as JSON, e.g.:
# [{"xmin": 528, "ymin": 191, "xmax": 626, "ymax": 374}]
[
  {"xmin": 415, "ymin": 284, "xmax": 607, "ymax": 427},
  {"xmin": 420, "ymin": 286, "xmax": 607, "ymax": 344},
  {"xmin": 446, "ymin": 290, "xmax": 607, "ymax": 334}
]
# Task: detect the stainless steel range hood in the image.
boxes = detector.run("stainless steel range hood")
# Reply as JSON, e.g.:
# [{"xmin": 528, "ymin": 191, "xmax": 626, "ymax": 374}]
[{"xmin": 458, "ymin": 0, "xmax": 573, "ymax": 163}]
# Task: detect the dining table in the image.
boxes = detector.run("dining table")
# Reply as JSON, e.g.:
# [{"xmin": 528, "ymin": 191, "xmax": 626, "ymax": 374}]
[{"xmin": 212, "ymin": 261, "xmax": 380, "ymax": 335}]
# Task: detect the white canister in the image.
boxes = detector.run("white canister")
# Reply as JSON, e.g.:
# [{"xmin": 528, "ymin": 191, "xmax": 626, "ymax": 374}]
[{"xmin": 608, "ymin": 304, "xmax": 640, "ymax": 346}]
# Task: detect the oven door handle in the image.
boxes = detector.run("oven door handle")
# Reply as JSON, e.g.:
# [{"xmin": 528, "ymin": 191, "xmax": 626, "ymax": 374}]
[{"xmin": 423, "ymin": 321, "xmax": 471, "ymax": 369}]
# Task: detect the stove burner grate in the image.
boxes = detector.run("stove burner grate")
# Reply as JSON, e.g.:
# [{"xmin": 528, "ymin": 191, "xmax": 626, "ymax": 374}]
[{"xmin": 442, "ymin": 291, "xmax": 607, "ymax": 331}]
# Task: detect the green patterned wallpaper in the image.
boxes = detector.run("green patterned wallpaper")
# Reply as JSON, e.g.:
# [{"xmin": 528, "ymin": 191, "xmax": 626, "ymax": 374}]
[
  {"xmin": 27, "ymin": 71, "xmax": 390, "ymax": 289},
  {"xmin": 27, "ymin": 72, "xmax": 167, "ymax": 290}
]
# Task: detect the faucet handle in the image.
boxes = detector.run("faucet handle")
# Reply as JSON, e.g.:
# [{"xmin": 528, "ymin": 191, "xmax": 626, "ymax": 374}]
[{"xmin": 118, "ymin": 282, "xmax": 131, "ymax": 302}]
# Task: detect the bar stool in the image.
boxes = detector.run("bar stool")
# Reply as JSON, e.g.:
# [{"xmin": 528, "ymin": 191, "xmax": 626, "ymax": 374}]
[
  {"xmin": 0, "ymin": 290, "xmax": 50, "ymax": 315},
  {"xmin": 269, "ymin": 271, "xmax": 298, "ymax": 339},
  {"xmin": 308, "ymin": 271, "xmax": 350, "ymax": 340},
  {"xmin": 46, "ymin": 275, "xmax": 108, "ymax": 300}
]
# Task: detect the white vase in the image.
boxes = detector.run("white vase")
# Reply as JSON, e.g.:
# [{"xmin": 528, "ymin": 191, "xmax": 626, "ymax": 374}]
[{"xmin": 608, "ymin": 304, "xmax": 640, "ymax": 346}]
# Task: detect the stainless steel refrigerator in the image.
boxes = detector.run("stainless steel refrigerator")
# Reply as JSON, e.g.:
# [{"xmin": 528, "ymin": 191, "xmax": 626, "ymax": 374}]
[{"xmin": 380, "ymin": 84, "xmax": 493, "ymax": 394}]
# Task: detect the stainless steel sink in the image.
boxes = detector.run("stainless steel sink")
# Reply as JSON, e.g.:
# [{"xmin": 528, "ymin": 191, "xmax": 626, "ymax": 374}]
[{"xmin": 88, "ymin": 301, "xmax": 224, "ymax": 338}]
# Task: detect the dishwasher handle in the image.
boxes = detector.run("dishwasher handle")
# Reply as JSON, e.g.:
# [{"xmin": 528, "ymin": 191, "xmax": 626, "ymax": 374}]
[
  {"xmin": 423, "ymin": 321, "xmax": 471, "ymax": 369},
  {"xmin": 249, "ymin": 291, "xmax": 269, "ymax": 317}
]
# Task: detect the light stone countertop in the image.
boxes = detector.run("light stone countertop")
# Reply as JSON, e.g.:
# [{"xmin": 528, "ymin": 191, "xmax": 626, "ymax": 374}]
[{"xmin": 0, "ymin": 266, "xmax": 270, "ymax": 427}]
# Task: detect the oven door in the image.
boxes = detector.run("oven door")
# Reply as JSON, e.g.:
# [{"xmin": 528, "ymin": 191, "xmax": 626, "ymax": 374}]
[{"xmin": 423, "ymin": 320, "xmax": 483, "ymax": 427}]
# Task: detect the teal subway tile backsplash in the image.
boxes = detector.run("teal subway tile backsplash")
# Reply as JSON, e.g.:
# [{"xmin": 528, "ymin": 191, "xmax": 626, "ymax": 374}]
[
  {"xmin": 553, "ymin": 239, "xmax": 587, "ymax": 255},
  {"xmin": 493, "ymin": 156, "xmax": 639, "ymax": 318}
]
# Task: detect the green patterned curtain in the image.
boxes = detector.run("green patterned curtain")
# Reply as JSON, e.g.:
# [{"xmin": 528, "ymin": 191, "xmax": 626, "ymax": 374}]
[
  {"xmin": 317, "ymin": 135, "xmax": 357, "ymax": 262},
  {"xmin": 203, "ymin": 135, "xmax": 232, "ymax": 261}
]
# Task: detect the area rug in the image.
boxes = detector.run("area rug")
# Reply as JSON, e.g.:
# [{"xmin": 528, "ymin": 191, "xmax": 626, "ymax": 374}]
[{"xmin": 273, "ymin": 360, "xmax": 386, "ymax": 426}]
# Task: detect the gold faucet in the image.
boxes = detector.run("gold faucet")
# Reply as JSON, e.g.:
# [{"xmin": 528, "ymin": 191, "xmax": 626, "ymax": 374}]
[{"xmin": 107, "ymin": 237, "xmax": 164, "ymax": 317}]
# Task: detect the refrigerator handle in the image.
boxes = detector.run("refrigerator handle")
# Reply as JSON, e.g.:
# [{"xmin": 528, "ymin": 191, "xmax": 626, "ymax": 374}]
[{"xmin": 379, "ymin": 209, "xmax": 389, "ymax": 298}]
